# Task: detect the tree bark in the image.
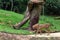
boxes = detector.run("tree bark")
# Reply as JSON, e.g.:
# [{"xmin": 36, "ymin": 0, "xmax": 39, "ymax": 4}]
[
  {"xmin": 13, "ymin": 16, "xmax": 30, "ymax": 29},
  {"xmin": 24, "ymin": 7, "xmax": 30, "ymax": 18},
  {"xmin": 11, "ymin": 0, "xmax": 13, "ymax": 11},
  {"xmin": 13, "ymin": 5, "xmax": 30, "ymax": 29},
  {"xmin": 29, "ymin": 3, "xmax": 43, "ymax": 30},
  {"xmin": 13, "ymin": 0, "xmax": 45, "ymax": 30}
]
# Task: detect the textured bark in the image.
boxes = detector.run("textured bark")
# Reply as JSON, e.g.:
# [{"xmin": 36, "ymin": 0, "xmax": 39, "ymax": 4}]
[
  {"xmin": 24, "ymin": 7, "xmax": 30, "ymax": 18},
  {"xmin": 28, "ymin": 1, "xmax": 43, "ymax": 30},
  {"xmin": 13, "ymin": 6, "xmax": 30, "ymax": 29},
  {"xmin": 11, "ymin": 0, "xmax": 13, "ymax": 11},
  {"xmin": 13, "ymin": 16, "xmax": 30, "ymax": 29},
  {"xmin": 13, "ymin": 0, "xmax": 45, "ymax": 30}
]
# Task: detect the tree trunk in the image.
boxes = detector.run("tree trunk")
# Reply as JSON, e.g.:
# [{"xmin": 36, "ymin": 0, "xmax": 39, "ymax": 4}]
[
  {"xmin": 13, "ymin": 16, "xmax": 30, "ymax": 29},
  {"xmin": 13, "ymin": 5, "xmax": 30, "ymax": 29},
  {"xmin": 13, "ymin": 0, "xmax": 45, "ymax": 30},
  {"xmin": 11, "ymin": 0, "xmax": 13, "ymax": 11},
  {"xmin": 29, "ymin": 3, "xmax": 43, "ymax": 30},
  {"xmin": 24, "ymin": 6, "xmax": 30, "ymax": 18}
]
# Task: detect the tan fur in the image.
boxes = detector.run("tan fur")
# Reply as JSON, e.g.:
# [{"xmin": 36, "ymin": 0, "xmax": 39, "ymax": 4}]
[{"xmin": 32, "ymin": 23, "xmax": 51, "ymax": 34}]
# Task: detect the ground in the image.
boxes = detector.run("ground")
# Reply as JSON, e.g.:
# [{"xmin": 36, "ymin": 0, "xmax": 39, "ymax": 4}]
[
  {"xmin": 0, "ymin": 32, "xmax": 60, "ymax": 40},
  {"xmin": 0, "ymin": 9, "xmax": 60, "ymax": 35}
]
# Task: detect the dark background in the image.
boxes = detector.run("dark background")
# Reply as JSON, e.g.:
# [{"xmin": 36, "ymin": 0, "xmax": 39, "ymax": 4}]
[{"xmin": 0, "ymin": 0, "xmax": 60, "ymax": 15}]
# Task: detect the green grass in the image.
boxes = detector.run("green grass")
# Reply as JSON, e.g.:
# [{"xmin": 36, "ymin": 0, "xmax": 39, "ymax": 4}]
[
  {"xmin": 0, "ymin": 9, "xmax": 60, "ymax": 35},
  {"xmin": 0, "ymin": 10, "xmax": 31, "ymax": 35},
  {"xmin": 39, "ymin": 16, "xmax": 60, "ymax": 31}
]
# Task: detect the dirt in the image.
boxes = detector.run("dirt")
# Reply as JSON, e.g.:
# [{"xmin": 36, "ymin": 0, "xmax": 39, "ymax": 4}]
[{"xmin": 0, "ymin": 32, "xmax": 60, "ymax": 40}]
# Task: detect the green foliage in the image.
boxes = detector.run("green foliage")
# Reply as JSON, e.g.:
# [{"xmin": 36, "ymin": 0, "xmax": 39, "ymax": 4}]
[
  {"xmin": 45, "ymin": 0, "xmax": 60, "ymax": 15},
  {"xmin": 0, "ymin": 0, "xmax": 29, "ymax": 13}
]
